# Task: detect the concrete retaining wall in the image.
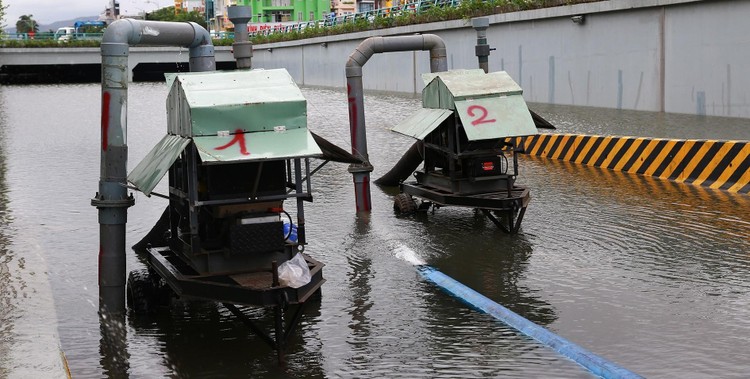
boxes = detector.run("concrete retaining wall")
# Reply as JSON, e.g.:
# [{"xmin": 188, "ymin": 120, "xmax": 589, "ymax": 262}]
[{"xmin": 252, "ymin": 0, "xmax": 750, "ymax": 119}]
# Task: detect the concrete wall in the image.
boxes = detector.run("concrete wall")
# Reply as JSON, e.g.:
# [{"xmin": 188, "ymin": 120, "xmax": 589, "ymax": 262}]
[
  {"xmin": 252, "ymin": 0, "xmax": 750, "ymax": 118},
  {"xmin": 0, "ymin": 46, "xmax": 236, "ymax": 81}
]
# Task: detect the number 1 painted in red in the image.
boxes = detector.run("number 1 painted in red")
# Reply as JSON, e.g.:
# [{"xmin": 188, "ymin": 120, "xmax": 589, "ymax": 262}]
[
  {"xmin": 215, "ymin": 128, "xmax": 250, "ymax": 155},
  {"xmin": 467, "ymin": 105, "xmax": 496, "ymax": 126}
]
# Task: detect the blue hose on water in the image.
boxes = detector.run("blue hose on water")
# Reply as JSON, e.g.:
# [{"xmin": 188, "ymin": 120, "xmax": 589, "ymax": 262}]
[{"xmin": 417, "ymin": 265, "xmax": 644, "ymax": 379}]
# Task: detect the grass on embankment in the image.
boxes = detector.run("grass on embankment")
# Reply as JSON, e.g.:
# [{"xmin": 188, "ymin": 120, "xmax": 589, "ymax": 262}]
[{"xmin": 0, "ymin": 0, "xmax": 599, "ymax": 48}]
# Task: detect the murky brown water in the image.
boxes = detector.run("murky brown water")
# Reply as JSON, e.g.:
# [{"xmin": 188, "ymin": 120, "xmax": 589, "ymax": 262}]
[{"xmin": 0, "ymin": 83, "xmax": 749, "ymax": 378}]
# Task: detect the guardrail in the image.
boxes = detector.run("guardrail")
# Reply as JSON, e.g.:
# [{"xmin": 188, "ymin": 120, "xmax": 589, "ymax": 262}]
[
  {"xmin": 1, "ymin": 0, "xmax": 456, "ymax": 43},
  {"xmin": 1, "ymin": 32, "xmax": 104, "ymax": 41},
  {"xmin": 249, "ymin": 0, "xmax": 461, "ymax": 36}
]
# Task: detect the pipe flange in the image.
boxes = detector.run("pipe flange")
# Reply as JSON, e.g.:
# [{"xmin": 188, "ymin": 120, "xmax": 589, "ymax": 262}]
[
  {"xmin": 91, "ymin": 193, "xmax": 135, "ymax": 208},
  {"xmin": 348, "ymin": 163, "xmax": 374, "ymax": 174}
]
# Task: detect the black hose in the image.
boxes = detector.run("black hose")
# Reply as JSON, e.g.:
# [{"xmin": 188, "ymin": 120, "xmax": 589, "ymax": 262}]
[{"xmin": 374, "ymin": 141, "xmax": 424, "ymax": 186}]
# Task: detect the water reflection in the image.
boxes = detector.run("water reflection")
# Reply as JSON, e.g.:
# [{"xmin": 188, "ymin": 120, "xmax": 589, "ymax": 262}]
[
  {"xmin": 99, "ymin": 314, "xmax": 129, "ymax": 378},
  {"xmin": 123, "ymin": 297, "xmax": 325, "ymax": 378},
  {"xmin": 0, "ymin": 90, "xmax": 14, "ymax": 377},
  {"xmin": 427, "ymin": 229, "xmax": 557, "ymax": 327},
  {"xmin": 530, "ymin": 102, "xmax": 750, "ymax": 141},
  {"xmin": 343, "ymin": 218, "xmax": 375, "ymax": 368},
  {"xmin": 1, "ymin": 83, "xmax": 748, "ymax": 377}
]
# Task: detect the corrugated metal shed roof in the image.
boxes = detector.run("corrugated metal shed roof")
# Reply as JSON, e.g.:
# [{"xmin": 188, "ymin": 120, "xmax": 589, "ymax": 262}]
[
  {"xmin": 176, "ymin": 69, "xmax": 305, "ymax": 108},
  {"xmin": 127, "ymin": 134, "xmax": 191, "ymax": 196},
  {"xmin": 454, "ymin": 96, "xmax": 537, "ymax": 140},
  {"xmin": 194, "ymin": 127, "xmax": 323, "ymax": 163},
  {"xmin": 391, "ymin": 108, "xmax": 454, "ymax": 140},
  {"xmin": 167, "ymin": 69, "xmax": 307, "ymax": 137},
  {"xmin": 424, "ymin": 70, "xmax": 523, "ymax": 102}
]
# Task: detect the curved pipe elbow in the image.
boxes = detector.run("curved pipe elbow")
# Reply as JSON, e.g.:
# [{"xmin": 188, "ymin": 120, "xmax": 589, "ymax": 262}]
[
  {"xmin": 102, "ymin": 19, "xmax": 213, "ymax": 49},
  {"xmin": 102, "ymin": 18, "xmax": 140, "ymax": 45},
  {"xmin": 346, "ymin": 34, "xmax": 447, "ymax": 76},
  {"xmin": 421, "ymin": 34, "xmax": 446, "ymax": 52},
  {"xmin": 187, "ymin": 22, "xmax": 211, "ymax": 48},
  {"xmin": 346, "ymin": 37, "xmax": 383, "ymax": 77}
]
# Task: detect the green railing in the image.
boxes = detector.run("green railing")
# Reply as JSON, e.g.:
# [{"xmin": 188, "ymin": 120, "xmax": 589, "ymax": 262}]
[
  {"xmin": 250, "ymin": 0, "xmax": 462, "ymax": 36},
  {"xmin": 1, "ymin": 32, "xmax": 104, "ymax": 41}
]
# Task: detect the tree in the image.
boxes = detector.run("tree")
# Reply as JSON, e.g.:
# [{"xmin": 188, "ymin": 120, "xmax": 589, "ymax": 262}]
[
  {"xmin": 0, "ymin": 0, "xmax": 8, "ymax": 32},
  {"xmin": 146, "ymin": 6, "xmax": 206, "ymax": 29},
  {"xmin": 79, "ymin": 25, "xmax": 106, "ymax": 34},
  {"xmin": 16, "ymin": 14, "xmax": 39, "ymax": 34}
]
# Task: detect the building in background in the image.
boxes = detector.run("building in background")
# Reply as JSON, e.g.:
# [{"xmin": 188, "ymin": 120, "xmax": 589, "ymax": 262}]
[
  {"xmin": 239, "ymin": 0, "xmax": 330, "ymax": 24},
  {"xmin": 200, "ymin": 0, "xmax": 335, "ymax": 32},
  {"xmin": 178, "ymin": 0, "xmax": 206, "ymax": 12},
  {"xmin": 102, "ymin": 0, "xmax": 121, "ymax": 23},
  {"xmin": 331, "ymin": 0, "xmax": 355, "ymax": 16}
]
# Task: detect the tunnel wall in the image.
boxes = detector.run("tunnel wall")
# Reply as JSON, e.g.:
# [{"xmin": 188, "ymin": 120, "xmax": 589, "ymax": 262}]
[{"xmin": 252, "ymin": 0, "xmax": 750, "ymax": 119}]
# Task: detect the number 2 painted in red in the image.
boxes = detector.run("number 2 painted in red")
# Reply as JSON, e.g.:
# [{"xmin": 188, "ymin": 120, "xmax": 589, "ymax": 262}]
[{"xmin": 466, "ymin": 105, "xmax": 496, "ymax": 126}]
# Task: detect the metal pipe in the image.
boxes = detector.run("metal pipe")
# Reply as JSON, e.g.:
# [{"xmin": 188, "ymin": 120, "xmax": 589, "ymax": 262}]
[
  {"xmin": 418, "ymin": 265, "xmax": 644, "ymax": 379},
  {"xmin": 472, "ymin": 17, "xmax": 491, "ymax": 73},
  {"xmin": 93, "ymin": 19, "xmax": 215, "ymax": 315},
  {"xmin": 345, "ymin": 34, "xmax": 447, "ymax": 213},
  {"xmin": 227, "ymin": 5, "xmax": 253, "ymax": 69}
]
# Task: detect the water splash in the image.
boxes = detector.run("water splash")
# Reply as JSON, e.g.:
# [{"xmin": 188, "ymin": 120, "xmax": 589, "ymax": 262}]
[{"xmin": 393, "ymin": 245, "xmax": 426, "ymax": 266}]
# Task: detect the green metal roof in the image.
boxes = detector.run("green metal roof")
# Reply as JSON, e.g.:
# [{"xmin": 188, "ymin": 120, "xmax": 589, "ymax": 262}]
[
  {"xmin": 128, "ymin": 126, "xmax": 324, "ymax": 195},
  {"xmin": 391, "ymin": 108, "xmax": 454, "ymax": 140},
  {"xmin": 421, "ymin": 69, "xmax": 485, "ymax": 87},
  {"xmin": 454, "ymin": 96, "xmax": 537, "ymax": 140},
  {"xmin": 425, "ymin": 70, "xmax": 523, "ymax": 100},
  {"xmin": 415, "ymin": 69, "xmax": 538, "ymax": 140},
  {"xmin": 167, "ymin": 69, "xmax": 307, "ymax": 137},
  {"xmin": 127, "ymin": 134, "xmax": 191, "ymax": 196},
  {"xmin": 194, "ymin": 127, "xmax": 323, "ymax": 164}
]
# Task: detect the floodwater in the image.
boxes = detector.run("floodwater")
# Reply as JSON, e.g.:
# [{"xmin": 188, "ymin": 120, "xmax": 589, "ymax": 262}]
[{"xmin": 0, "ymin": 83, "xmax": 749, "ymax": 378}]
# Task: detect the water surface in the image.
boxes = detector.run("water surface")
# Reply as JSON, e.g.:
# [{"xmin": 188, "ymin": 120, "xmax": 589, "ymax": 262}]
[{"xmin": 0, "ymin": 83, "xmax": 748, "ymax": 378}]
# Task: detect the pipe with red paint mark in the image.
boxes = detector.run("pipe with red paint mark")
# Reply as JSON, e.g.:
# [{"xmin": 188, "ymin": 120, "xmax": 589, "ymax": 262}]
[
  {"xmin": 344, "ymin": 35, "xmax": 447, "ymax": 214},
  {"xmin": 93, "ymin": 18, "xmax": 216, "ymax": 315},
  {"xmin": 101, "ymin": 92, "xmax": 110, "ymax": 151}
]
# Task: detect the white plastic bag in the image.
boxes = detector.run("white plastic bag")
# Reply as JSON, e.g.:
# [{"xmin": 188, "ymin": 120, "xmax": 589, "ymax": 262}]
[{"xmin": 277, "ymin": 253, "xmax": 311, "ymax": 288}]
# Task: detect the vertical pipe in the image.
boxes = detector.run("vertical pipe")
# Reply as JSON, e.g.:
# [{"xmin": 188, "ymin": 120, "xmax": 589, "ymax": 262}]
[
  {"xmin": 94, "ymin": 19, "xmax": 216, "ymax": 315},
  {"xmin": 227, "ymin": 5, "xmax": 254, "ymax": 69},
  {"xmin": 345, "ymin": 34, "xmax": 447, "ymax": 213},
  {"xmin": 472, "ymin": 17, "xmax": 491, "ymax": 74},
  {"xmin": 345, "ymin": 74, "xmax": 373, "ymax": 213},
  {"xmin": 294, "ymin": 158, "xmax": 306, "ymax": 245},
  {"xmin": 94, "ymin": 41, "xmax": 134, "ymax": 315}
]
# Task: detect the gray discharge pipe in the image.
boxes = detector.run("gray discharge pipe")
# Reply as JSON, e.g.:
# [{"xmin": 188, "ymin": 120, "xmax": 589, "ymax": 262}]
[
  {"xmin": 92, "ymin": 19, "xmax": 215, "ymax": 315},
  {"xmin": 345, "ymin": 34, "xmax": 447, "ymax": 213},
  {"xmin": 227, "ymin": 5, "xmax": 253, "ymax": 69}
]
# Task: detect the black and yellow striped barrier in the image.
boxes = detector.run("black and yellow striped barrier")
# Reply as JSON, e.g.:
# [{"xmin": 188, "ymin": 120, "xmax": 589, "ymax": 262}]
[{"xmin": 512, "ymin": 134, "xmax": 750, "ymax": 194}]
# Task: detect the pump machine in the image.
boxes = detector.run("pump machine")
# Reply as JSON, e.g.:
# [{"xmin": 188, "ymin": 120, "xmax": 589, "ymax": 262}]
[
  {"xmin": 126, "ymin": 68, "xmax": 357, "ymax": 360},
  {"xmin": 390, "ymin": 69, "xmax": 538, "ymax": 233}
]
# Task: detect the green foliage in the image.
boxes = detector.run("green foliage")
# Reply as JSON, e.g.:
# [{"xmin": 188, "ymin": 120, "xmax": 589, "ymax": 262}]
[
  {"xmin": 146, "ymin": 6, "xmax": 176, "ymax": 21},
  {"xmin": 242, "ymin": 0, "xmax": 599, "ymax": 44},
  {"xmin": 0, "ymin": 0, "xmax": 7, "ymax": 32},
  {"xmin": 1, "ymin": 0, "xmax": 600, "ymax": 47},
  {"xmin": 79, "ymin": 25, "xmax": 106, "ymax": 34},
  {"xmin": 146, "ymin": 6, "xmax": 207, "ymax": 28},
  {"xmin": 0, "ymin": 38, "xmax": 100, "ymax": 48},
  {"xmin": 16, "ymin": 14, "xmax": 39, "ymax": 33},
  {"xmin": 212, "ymin": 37, "xmax": 234, "ymax": 46}
]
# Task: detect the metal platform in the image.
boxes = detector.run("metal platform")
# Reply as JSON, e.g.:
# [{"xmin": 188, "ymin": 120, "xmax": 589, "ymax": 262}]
[
  {"xmin": 401, "ymin": 181, "xmax": 530, "ymax": 210},
  {"xmin": 401, "ymin": 181, "xmax": 530, "ymax": 233},
  {"xmin": 147, "ymin": 246, "xmax": 325, "ymax": 307}
]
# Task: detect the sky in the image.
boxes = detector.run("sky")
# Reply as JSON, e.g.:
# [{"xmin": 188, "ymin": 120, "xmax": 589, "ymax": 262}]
[{"xmin": 3, "ymin": 0, "xmax": 165, "ymax": 26}]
